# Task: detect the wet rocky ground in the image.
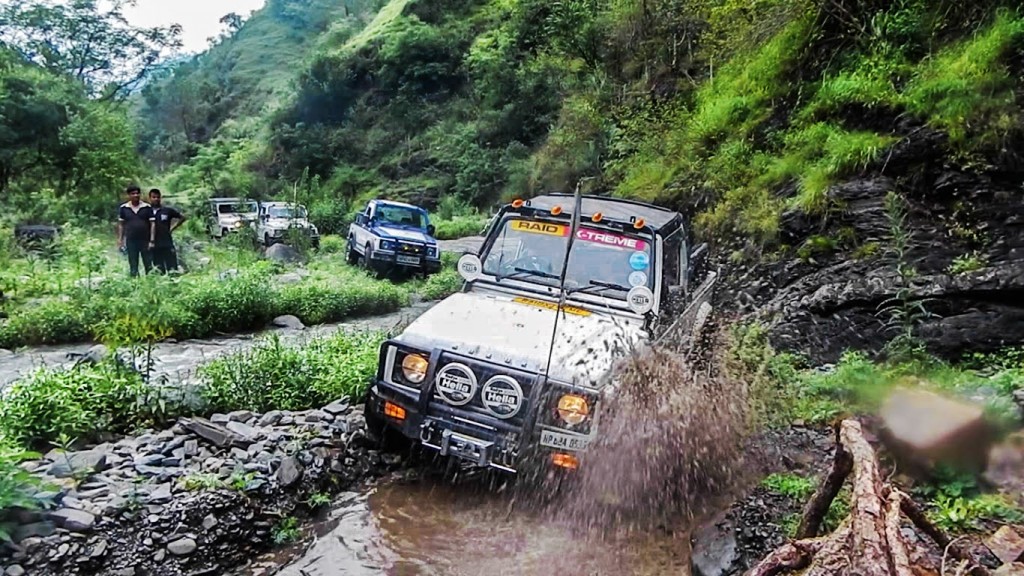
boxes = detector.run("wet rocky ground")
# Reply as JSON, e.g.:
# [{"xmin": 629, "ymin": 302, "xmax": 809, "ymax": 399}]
[{"xmin": 0, "ymin": 400, "xmax": 403, "ymax": 576}]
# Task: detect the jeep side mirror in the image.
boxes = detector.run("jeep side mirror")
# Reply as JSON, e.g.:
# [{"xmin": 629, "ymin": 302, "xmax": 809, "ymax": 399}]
[{"xmin": 427, "ymin": 224, "xmax": 436, "ymax": 236}]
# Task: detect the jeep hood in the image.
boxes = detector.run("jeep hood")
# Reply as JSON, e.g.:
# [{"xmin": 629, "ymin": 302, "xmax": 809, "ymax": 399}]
[
  {"xmin": 266, "ymin": 217, "xmax": 311, "ymax": 228},
  {"xmin": 376, "ymin": 225, "xmax": 434, "ymax": 244},
  {"xmin": 395, "ymin": 291, "xmax": 646, "ymax": 387}
]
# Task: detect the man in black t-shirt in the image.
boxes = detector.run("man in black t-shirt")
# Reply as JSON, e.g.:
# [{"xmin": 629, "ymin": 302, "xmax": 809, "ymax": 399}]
[
  {"xmin": 117, "ymin": 184, "xmax": 154, "ymax": 277},
  {"xmin": 147, "ymin": 189, "xmax": 185, "ymax": 274}
]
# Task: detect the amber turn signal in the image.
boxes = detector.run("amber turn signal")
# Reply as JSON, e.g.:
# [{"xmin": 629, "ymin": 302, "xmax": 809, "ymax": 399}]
[
  {"xmin": 633, "ymin": 218, "xmax": 646, "ymax": 229},
  {"xmin": 551, "ymin": 453, "xmax": 579, "ymax": 470},
  {"xmin": 384, "ymin": 402, "xmax": 406, "ymax": 421},
  {"xmin": 511, "ymin": 198, "xmax": 524, "ymax": 208},
  {"xmin": 551, "ymin": 205, "xmax": 563, "ymax": 215},
  {"xmin": 591, "ymin": 212, "xmax": 603, "ymax": 223}
]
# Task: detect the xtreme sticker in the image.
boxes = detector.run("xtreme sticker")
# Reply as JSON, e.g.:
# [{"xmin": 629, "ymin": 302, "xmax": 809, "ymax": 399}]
[
  {"xmin": 576, "ymin": 229, "xmax": 647, "ymax": 250},
  {"xmin": 512, "ymin": 297, "xmax": 591, "ymax": 316}
]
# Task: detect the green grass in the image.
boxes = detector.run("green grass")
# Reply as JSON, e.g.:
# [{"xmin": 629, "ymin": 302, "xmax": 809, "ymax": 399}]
[
  {"xmin": 0, "ymin": 224, "xmax": 463, "ymax": 350},
  {"xmin": 761, "ymin": 473, "xmax": 816, "ymax": 500},
  {"xmin": 198, "ymin": 330, "xmax": 384, "ymax": 413}
]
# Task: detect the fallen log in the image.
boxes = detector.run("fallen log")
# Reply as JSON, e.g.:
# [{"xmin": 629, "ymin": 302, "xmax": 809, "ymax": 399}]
[{"xmin": 746, "ymin": 418, "xmax": 991, "ymax": 576}]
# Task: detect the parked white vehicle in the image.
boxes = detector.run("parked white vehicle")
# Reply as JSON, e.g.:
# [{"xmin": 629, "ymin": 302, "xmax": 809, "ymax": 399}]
[
  {"xmin": 363, "ymin": 193, "xmax": 718, "ymax": 476},
  {"xmin": 255, "ymin": 201, "xmax": 320, "ymax": 248},
  {"xmin": 206, "ymin": 197, "xmax": 258, "ymax": 239}
]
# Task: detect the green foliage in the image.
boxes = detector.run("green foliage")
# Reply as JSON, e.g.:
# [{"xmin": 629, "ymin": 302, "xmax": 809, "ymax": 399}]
[
  {"xmin": 0, "ymin": 440, "xmax": 52, "ymax": 542},
  {"xmin": 317, "ymin": 235, "xmax": 346, "ymax": 254},
  {"xmin": 947, "ymin": 251, "xmax": 988, "ymax": 275},
  {"xmin": 197, "ymin": 330, "xmax": 384, "ymax": 414},
  {"xmin": 179, "ymin": 473, "xmax": 227, "ymax": 492},
  {"xmin": 0, "ymin": 359, "xmax": 156, "ymax": 449},
  {"xmin": 761, "ymin": 473, "xmax": 815, "ymax": 500},
  {"xmin": 272, "ymin": 516, "xmax": 302, "ymax": 545},
  {"xmin": 433, "ymin": 216, "xmax": 487, "ymax": 240},
  {"xmin": 916, "ymin": 465, "xmax": 1024, "ymax": 532}
]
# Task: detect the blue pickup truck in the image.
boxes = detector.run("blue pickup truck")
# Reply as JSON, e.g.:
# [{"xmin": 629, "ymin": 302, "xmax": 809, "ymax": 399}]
[{"xmin": 346, "ymin": 199, "xmax": 442, "ymax": 278}]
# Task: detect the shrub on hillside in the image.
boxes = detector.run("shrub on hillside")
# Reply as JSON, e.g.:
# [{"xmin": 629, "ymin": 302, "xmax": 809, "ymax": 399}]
[
  {"xmin": 276, "ymin": 282, "xmax": 406, "ymax": 325},
  {"xmin": 198, "ymin": 330, "xmax": 384, "ymax": 413},
  {"xmin": 434, "ymin": 216, "xmax": 487, "ymax": 240}
]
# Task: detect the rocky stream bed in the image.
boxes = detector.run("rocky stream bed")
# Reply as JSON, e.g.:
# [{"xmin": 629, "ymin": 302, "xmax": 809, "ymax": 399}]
[{"xmin": 0, "ymin": 400, "xmax": 403, "ymax": 576}]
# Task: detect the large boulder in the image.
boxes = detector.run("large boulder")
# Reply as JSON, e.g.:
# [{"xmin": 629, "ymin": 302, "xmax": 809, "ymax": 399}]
[{"xmin": 265, "ymin": 243, "xmax": 303, "ymax": 264}]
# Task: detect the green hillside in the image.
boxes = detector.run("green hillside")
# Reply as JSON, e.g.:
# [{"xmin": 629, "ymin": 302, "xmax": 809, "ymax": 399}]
[{"xmin": 129, "ymin": 0, "xmax": 1024, "ymax": 247}]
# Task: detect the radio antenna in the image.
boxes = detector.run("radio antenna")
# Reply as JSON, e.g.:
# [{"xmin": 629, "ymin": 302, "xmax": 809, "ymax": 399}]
[{"xmin": 540, "ymin": 177, "xmax": 591, "ymax": 389}]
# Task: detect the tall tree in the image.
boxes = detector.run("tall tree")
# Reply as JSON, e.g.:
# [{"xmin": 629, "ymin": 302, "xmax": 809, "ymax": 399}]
[{"xmin": 0, "ymin": 0, "xmax": 182, "ymax": 100}]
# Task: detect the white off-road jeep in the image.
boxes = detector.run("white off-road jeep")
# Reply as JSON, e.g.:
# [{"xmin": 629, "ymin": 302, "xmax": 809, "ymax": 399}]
[
  {"xmin": 255, "ymin": 201, "xmax": 320, "ymax": 248},
  {"xmin": 364, "ymin": 193, "xmax": 717, "ymax": 475}
]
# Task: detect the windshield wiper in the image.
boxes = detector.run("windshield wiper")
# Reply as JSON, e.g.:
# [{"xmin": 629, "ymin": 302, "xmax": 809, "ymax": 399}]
[
  {"xmin": 566, "ymin": 279, "xmax": 632, "ymax": 296},
  {"xmin": 497, "ymin": 267, "xmax": 561, "ymax": 282}
]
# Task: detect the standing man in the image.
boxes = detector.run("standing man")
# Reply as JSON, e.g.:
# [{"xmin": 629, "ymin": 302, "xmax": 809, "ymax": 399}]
[
  {"xmin": 148, "ymin": 188, "xmax": 185, "ymax": 274},
  {"xmin": 117, "ymin": 184, "xmax": 154, "ymax": 277}
]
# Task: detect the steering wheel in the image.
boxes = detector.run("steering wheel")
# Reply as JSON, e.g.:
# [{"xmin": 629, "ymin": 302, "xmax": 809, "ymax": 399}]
[{"xmin": 503, "ymin": 254, "xmax": 554, "ymax": 275}]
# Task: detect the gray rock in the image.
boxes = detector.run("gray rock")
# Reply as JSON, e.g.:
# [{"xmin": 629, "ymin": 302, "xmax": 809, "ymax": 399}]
[
  {"xmin": 162, "ymin": 436, "xmax": 187, "ymax": 455},
  {"xmin": 322, "ymin": 398, "xmax": 350, "ymax": 416},
  {"xmin": 225, "ymin": 420, "xmax": 258, "ymax": 441},
  {"xmin": 136, "ymin": 454, "xmax": 164, "ymax": 467},
  {"xmin": 6, "ymin": 565, "xmax": 26, "ymax": 576},
  {"xmin": 45, "ymin": 450, "xmax": 107, "ymax": 478},
  {"xmin": 271, "ymin": 315, "xmax": 305, "ymax": 330},
  {"xmin": 146, "ymin": 484, "xmax": 173, "ymax": 504},
  {"xmin": 275, "ymin": 272, "xmax": 303, "ymax": 285},
  {"xmin": 230, "ymin": 448, "xmax": 250, "ymax": 462},
  {"xmin": 167, "ymin": 537, "xmax": 197, "ymax": 556},
  {"xmin": 182, "ymin": 418, "xmax": 239, "ymax": 448},
  {"xmin": 13, "ymin": 522, "xmax": 54, "ymax": 542},
  {"xmin": 691, "ymin": 516, "xmax": 739, "ymax": 576},
  {"xmin": 218, "ymin": 268, "xmax": 239, "ymax": 280},
  {"xmin": 50, "ymin": 509, "xmax": 96, "ymax": 532},
  {"xmin": 275, "ymin": 456, "xmax": 303, "ymax": 487},
  {"xmin": 184, "ymin": 440, "xmax": 199, "ymax": 457},
  {"xmin": 258, "ymin": 411, "xmax": 283, "ymax": 427},
  {"xmin": 90, "ymin": 539, "xmax": 108, "ymax": 558},
  {"xmin": 202, "ymin": 514, "xmax": 218, "ymax": 530},
  {"xmin": 265, "ymin": 243, "xmax": 303, "ymax": 263},
  {"xmin": 228, "ymin": 410, "xmax": 255, "ymax": 423},
  {"xmin": 210, "ymin": 413, "xmax": 230, "ymax": 424},
  {"xmin": 0, "ymin": 348, "xmax": 13, "ymax": 357},
  {"xmin": 154, "ymin": 548, "xmax": 166, "ymax": 562}
]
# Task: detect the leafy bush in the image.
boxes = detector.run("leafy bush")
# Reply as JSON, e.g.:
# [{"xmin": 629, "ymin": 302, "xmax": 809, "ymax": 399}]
[
  {"xmin": 0, "ymin": 441, "xmax": 52, "ymax": 541},
  {"xmin": 416, "ymin": 268, "xmax": 463, "ymax": 301},
  {"xmin": 276, "ymin": 281, "xmax": 406, "ymax": 325},
  {"xmin": 198, "ymin": 330, "xmax": 384, "ymax": 413},
  {"xmin": 433, "ymin": 216, "xmax": 487, "ymax": 240},
  {"xmin": 0, "ymin": 360, "xmax": 153, "ymax": 448},
  {"xmin": 317, "ymin": 234, "xmax": 346, "ymax": 254}
]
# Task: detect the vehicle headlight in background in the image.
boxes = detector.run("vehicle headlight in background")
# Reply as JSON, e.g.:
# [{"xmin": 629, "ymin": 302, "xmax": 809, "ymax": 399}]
[
  {"xmin": 379, "ymin": 239, "xmax": 396, "ymax": 251},
  {"xmin": 401, "ymin": 353, "xmax": 429, "ymax": 384},
  {"xmin": 427, "ymin": 246, "xmax": 437, "ymax": 258},
  {"xmin": 557, "ymin": 394, "xmax": 590, "ymax": 425},
  {"xmin": 233, "ymin": 221, "xmax": 244, "ymax": 228}
]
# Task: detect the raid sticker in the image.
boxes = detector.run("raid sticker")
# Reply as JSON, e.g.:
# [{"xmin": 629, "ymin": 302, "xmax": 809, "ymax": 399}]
[
  {"xmin": 628, "ymin": 271, "xmax": 648, "ymax": 287},
  {"xmin": 628, "ymin": 251, "xmax": 650, "ymax": 271},
  {"xmin": 512, "ymin": 296, "xmax": 591, "ymax": 317},
  {"xmin": 510, "ymin": 220, "xmax": 568, "ymax": 237},
  {"xmin": 576, "ymin": 229, "xmax": 647, "ymax": 251}
]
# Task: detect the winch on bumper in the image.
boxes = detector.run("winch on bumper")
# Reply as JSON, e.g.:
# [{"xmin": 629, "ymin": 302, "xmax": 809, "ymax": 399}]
[{"xmin": 365, "ymin": 341, "xmax": 598, "ymax": 474}]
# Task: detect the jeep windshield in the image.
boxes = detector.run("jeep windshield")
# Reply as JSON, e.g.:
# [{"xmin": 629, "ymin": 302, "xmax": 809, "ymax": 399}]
[
  {"xmin": 268, "ymin": 206, "xmax": 306, "ymax": 219},
  {"xmin": 218, "ymin": 202, "xmax": 257, "ymax": 214},
  {"xmin": 481, "ymin": 217, "xmax": 655, "ymax": 299},
  {"xmin": 375, "ymin": 205, "xmax": 428, "ymax": 229}
]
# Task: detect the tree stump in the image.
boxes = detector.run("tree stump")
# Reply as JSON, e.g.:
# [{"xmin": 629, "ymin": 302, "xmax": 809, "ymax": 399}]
[{"xmin": 747, "ymin": 419, "xmax": 991, "ymax": 576}]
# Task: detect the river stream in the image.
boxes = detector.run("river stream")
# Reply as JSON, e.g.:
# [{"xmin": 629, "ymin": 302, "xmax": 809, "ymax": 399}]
[{"xmin": 249, "ymin": 472, "xmax": 693, "ymax": 576}]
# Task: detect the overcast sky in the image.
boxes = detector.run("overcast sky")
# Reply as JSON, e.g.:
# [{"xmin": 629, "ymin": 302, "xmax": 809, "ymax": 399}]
[{"xmin": 121, "ymin": 0, "xmax": 268, "ymax": 54}]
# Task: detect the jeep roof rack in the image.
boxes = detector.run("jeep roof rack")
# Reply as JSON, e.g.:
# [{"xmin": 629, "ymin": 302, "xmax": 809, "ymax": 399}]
[{"xmin": 517, "ymin": 193, "xmax": 683, "ymax": 234}]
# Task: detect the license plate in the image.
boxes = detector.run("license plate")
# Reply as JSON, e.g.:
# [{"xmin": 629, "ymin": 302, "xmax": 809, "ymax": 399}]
[
  {"xmin": 396, "ymin": 255, "xmax": 420, "ymax": 265},
  {"xmin": 540, "ymin": 429, "xmax": 590, "ymax": 451}
]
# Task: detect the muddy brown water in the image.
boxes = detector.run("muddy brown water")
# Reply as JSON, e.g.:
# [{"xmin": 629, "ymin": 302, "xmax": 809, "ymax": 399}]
[{"xmin": 250, "ymin": 473, "xmax": 693, "ymax": 576}]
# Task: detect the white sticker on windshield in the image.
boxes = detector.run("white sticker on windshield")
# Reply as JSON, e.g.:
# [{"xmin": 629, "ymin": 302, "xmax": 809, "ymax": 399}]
[
  {"xmin": 628, "ymin": 271, "xmax": 647, "ymax": 287},
  {"xmin": 627, "ymin": 286, "xmax": 655, "ymax": 314}
]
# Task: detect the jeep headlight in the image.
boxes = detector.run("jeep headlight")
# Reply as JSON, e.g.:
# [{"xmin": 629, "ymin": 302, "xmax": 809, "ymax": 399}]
[
  {"xmin": 401, "ymin": 353, "xmax": 429, "ymax": 384},
  {"xmin": 427, "ymin": 246, "xmax": 437, "ymax": 258},
  {"xmin": 233, "ymin": 221, "xmax": 244, "ymax": 228},
  {"xmin": 557, "ymin": 394, "xmax": 590, "ymax": 425},
  {"xmin": 379, "ymin": 239, "xmax": 396, "ymax": 251}
]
